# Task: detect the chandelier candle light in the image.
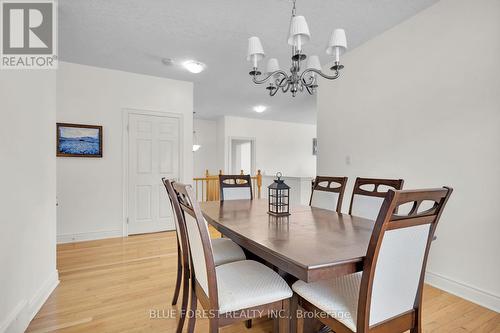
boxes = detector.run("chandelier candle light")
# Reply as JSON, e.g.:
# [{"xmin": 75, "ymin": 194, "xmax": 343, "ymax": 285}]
[{"xmin": 247, "ymin": 0, "xmax": 347, "ymax": 97}]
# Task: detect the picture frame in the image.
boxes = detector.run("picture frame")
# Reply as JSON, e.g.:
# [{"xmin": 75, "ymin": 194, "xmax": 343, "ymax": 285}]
[{"xmin": 56, "ymin": 123, "xmax": 103, "ymax": 157}]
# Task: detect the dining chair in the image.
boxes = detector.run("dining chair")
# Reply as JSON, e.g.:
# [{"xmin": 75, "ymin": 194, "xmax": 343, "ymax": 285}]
[
  {"xmin": 349, "ymin": 177, "xmax": 404, "ymax": 220},
  {"xmin": 309, "ymin": 176, "xmax": 348, "ymax": 212},
  {"xmin": 172, "ymin": 181, "xmax": 293, "ymax": 333},
  {"xmin": 219, "ymin": 174, "xmax": 253, "ymax": 201},
  {"xmin": 293, "ymin": 186, "xmax": 453, "ymax": 333},
  {"xmin": 162, "ymin": 179, "xmax": 247, "ymax": 333}
]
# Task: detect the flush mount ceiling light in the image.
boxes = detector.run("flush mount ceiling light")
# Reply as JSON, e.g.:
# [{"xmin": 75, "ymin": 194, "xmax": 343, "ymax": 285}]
[
  {"xmin": 247, "ymin": 0, "xmax": 347, "ymax": 97},
  {"xmin": 253, "ymin": 105, "xmax": 267, "ymax": 113},
  {"xmin": 182, "ymin": 60, "xmax": 206, "ymax": 74}
]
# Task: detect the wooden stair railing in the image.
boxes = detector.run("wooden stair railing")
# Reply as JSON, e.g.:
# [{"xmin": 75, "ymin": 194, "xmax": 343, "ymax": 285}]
[{"xmin": 193, "ymin": 170, "xmax": 262, "ymax": 202}]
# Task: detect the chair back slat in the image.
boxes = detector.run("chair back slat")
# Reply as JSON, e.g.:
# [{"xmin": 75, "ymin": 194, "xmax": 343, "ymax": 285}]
[
  {"xmin": 172, "ymin": 182, "xmax": 219, "ymax": 308},
  {"xmin": 219, "ymin": 174, "xmax": 253, "ymax": 201},
  {"xmin": 357, "ymin": 187, "xmax": 452, "ymax": 331},
  {"xmin": 349, "ymin": 177, "xmax": 404, "ymax": 220},
  {"xmin": 309, "ymin": 176, "xmax": 348, "ymax": 212}
]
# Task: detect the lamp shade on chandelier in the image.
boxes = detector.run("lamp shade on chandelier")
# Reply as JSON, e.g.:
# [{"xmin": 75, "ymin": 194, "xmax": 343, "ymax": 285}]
[{"xmin": 247, "ymin": 0, "xmax": 347, "ymax": 97}]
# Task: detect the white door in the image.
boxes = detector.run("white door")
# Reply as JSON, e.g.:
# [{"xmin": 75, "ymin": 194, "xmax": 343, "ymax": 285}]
[{"xmin": 128, "ymin": 113, "xmax": 180, "ymax": 234}]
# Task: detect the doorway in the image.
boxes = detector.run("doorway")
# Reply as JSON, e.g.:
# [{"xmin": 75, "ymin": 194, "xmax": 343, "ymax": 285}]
[{"xmin": 229, "ymin": 137, "xmax": 256, "ymax": 175}]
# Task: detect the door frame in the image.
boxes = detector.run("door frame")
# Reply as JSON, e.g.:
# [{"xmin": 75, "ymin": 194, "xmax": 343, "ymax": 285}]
[
  {"xmin": 227, "ymin": 136, "xmax": 256, "ymax": 175},
  {"xmin": 122, "ymin": 108, "xmax": 184, "ymax": 236}
]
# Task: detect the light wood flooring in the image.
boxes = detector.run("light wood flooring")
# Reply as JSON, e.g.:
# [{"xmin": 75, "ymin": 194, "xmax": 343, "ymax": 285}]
[{"xmin": 27, "ymin": 231, "xmax": 499, "ymax": 332}]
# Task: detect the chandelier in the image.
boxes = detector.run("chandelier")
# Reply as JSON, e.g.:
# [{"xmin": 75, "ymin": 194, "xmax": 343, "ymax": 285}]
[{"xmin": 246, "ymin": 0, "xmax": 347, "ymax": 97}]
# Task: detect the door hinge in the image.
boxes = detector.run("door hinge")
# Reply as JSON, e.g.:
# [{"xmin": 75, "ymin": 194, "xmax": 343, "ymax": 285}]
[{"xmin": 126, "ymin": 217, "xmax": 129, "ymax": 224}]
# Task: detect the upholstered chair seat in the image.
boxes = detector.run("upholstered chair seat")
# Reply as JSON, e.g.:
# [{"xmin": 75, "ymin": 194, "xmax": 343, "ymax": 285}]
[
  {"xmin": 212, "ymin": 238, "xmax": 246, "ymax": 266},
  {"xmin": 293, "ymin": 272, "xmax": 361, "ymax": 332},
  {"xmin": 216, "ymin": 260, "xmax": 293, "ymax": 314}
]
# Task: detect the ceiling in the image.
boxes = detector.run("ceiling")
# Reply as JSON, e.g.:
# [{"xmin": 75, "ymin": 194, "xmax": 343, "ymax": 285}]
[{"xmin": 58, "ymin": 0, "xmax": 438, "ymax": 124}]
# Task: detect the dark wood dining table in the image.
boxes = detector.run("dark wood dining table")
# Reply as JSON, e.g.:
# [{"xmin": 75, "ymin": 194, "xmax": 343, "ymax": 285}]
[{"xmin": 200, "ymin": 199, "xmax": 375, "ymax": 283}]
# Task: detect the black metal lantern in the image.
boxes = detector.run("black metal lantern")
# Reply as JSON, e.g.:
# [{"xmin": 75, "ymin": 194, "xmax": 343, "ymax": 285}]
[{"xmin": 268, "ymin": 172, "xmax": 290, "ymax": 217}]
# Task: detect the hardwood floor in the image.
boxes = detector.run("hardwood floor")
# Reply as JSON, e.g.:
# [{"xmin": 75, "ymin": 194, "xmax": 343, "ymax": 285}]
[{"xmin": 27, "ymin": 231, "xmax": 499, "ymax": 333}]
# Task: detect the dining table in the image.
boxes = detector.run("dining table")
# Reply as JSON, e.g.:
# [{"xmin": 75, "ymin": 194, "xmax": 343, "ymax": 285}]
[
  {"xmin": 200, "ymin": 198, "xmax": 376, "ymax": 332},
  {"xmin": 201, "ymin": 198, "xmax": 375, "ymax": 282}
]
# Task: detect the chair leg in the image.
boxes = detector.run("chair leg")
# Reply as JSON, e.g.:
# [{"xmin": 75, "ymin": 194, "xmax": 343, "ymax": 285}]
[
  {"xmin": 317, "ymin": 325, "xmax": 332, "ymax": 333},
  {"xmin": 245, "ymin": 319, "xmax": 252, "ymax": 329},
  {"xmin": 273, "ymin": 316, "xmax": 279, "ymax": 333},
  {"xmin": 187, "ymin": 283, "xmax": 197, "ymax": 333},
  {"xmin": 410, "ymin": 325, "xmax": 422, "ymax": 333},
  {"xmin": 279, "ymin": 298, "xmax": 291, "ymax": 333},
  {"xmin": 171, "ymin": 243, "xmax": 182, "ymax": 306},
  {"xmin": 176, "ymin": 269, "xmax": 190, "ymax": 333},
  {"xmin": 209, "ymin": 318, "xmax": 219, "ymax": 333},
  {"xmin": 290, "ymin": 294, "xmax": 298, "ymax": 333},
  {"xmin": 410, "ymin": 308, "xmax": 422, "ymax": 333}
]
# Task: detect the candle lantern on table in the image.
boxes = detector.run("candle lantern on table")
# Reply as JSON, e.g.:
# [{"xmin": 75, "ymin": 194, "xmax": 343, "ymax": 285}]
[{"xmin": 268, "ymin": 172, "xmax": 290, "ymax": 217}]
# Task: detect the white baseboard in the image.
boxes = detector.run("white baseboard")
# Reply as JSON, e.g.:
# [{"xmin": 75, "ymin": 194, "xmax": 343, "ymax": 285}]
[
  {"xmin": 425, "ymin": 271, "xmax": 500, "ymax": 313},
  {"xmin": 0, "ymin": 300, "xmax": 27, "ymax": 333},
  {"xmin": 57, "ymin": 229, "xmax": 123, "ymax": 244},
  {"xmin": 1, "ymin": 270, "xmax": 59, "ymax": 333}
]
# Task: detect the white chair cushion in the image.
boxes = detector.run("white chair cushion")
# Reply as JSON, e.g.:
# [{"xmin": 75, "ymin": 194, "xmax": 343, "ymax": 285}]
[
  {"xmin": 369, "ymin": 224, "xmax": 430, "ymax": 326},
  {"xmin": 185, "ymin": 214, "xmax": 211, "ymax": 295},
  {"xmin": 212, "ymin": 238, "xmax": 246, "ymax": 266},
  {"xmin": 222, "ymin": 187, "xmax": 252, "ymax": 200},
  {"xmin": 310, "ymin": 190, "xmax": 340, "ymax": 211},
  {"xmin": 350, "ymin": 195, "xmax": 385, "ymax": 221},
  {"xmin": 216, "ymin": 260, "xmax": 293, "ymax": 314},
  {"xmin": 292, "ymin": 272, "xmax": 361, "ymax": 332}
]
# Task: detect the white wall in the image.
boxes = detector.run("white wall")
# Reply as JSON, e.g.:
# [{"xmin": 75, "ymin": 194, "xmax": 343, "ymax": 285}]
[
  {"xmin": 215, "ymin": 116, "xmax": 226, "ymax": 172},
  {"xmin": 193, "ymin": 119, "xmax": 217, "ymax": 177},
  {"xmin": 317, "ymin": 0, "xmax": 500, "ymax": 311},
  {"xmin": 56, "ymin": 62, "xmax": 193, "ymax": 243},
  {"xmin": 0, "ymin": 71, "xmax": 58, "ymax": 332},
  {"xmin": 219, "ymin": 116, "xmax": 317, "ymax": 177}
]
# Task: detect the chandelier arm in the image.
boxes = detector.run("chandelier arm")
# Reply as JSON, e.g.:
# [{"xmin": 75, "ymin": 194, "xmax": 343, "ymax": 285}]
[
  {"xmin": 276, "ymin": 76, "xmax": 289, "ymax": 88},
  {"xmin": 269, "ymin": 87, "xmax": 279, "ymax": 97},
  {"xmin": 301, "ymin": 76, "xmax": 314, "ymax": 86},
  {"xmin": 281, "ymin": 80, "xmax": 291, "ymax": 93},
  {"xmin": 252, "ymin": 70, "xmax": 289, "ymax": 85},
  {"xmin": 305, "ymin": 85, "xmax": 314, "ymax": 95},
  {"xmin": 271, "ymin": 76, "xmax": 288, "ymax": 89},
  {"xmin": 299, "ymin": 68, "xmax": 340, "ymax": 87}
]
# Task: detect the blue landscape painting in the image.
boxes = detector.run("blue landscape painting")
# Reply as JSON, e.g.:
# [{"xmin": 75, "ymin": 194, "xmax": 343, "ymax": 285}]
[{"xmin": 58, "ymin": 126, "xmax": 101, "ymax": 156}]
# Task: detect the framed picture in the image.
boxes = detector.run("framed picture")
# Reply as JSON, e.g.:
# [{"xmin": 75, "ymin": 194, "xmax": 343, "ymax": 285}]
[{"xmin": 56, "ymin": 123, "xmax": 103, "ymax": 157}]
